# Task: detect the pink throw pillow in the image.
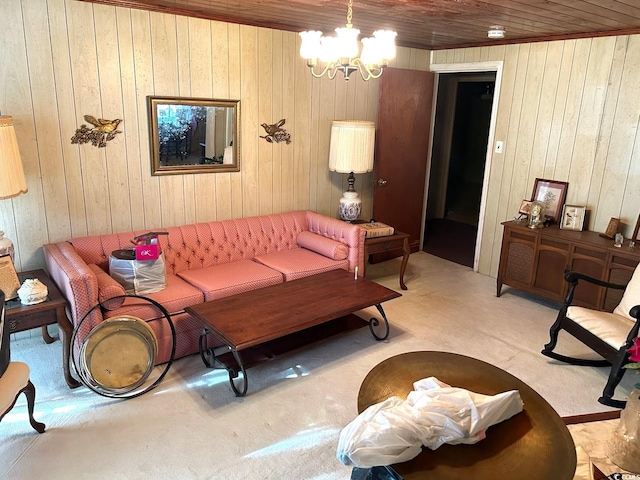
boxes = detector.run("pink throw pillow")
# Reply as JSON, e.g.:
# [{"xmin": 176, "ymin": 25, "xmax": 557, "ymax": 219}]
[
  {"xmin": 88, "ymin": 264, "xmax": 126, "ymax": 304},
  {"xmin": 297, "ymin": 231, "xmax": 348, "ymax": 260}
]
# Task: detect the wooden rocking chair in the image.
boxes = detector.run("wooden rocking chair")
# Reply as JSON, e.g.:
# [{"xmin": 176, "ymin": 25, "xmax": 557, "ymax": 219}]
[{"xmin": 541, "ymin": 265, "xmax": 640, "ymax": 409}]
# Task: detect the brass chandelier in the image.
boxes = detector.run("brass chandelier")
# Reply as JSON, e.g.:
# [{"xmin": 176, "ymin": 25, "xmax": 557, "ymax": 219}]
[{"xmin": 299, "ymin": 0, "xmax": 397, "ymax": 81}]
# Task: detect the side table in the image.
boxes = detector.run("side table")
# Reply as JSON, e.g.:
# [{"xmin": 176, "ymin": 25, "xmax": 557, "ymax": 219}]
[
  {"xmin": 6, "ymin": 269, "xmax": 81, "ymax": 389},
  {"xmin": 363, "ymin": 231, "xmax": 410, "ymax": 290}
]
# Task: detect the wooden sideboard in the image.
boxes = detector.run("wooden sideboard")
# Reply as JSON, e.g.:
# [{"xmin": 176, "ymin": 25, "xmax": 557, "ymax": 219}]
[{"xmin": 497, "ymin": 221, "xmax": 640, "ymax": 310}]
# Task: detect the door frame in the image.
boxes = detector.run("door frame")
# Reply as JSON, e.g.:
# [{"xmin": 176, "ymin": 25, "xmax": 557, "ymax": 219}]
[{"xmin": 424, "ymin": 57, "xmax": 504, "ymax": 271}]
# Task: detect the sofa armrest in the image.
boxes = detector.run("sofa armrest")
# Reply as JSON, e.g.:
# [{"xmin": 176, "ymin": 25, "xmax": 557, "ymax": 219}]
[
  {"xmin": 304, "ymin": 211, "xmax": 365, "ymax": 272},
  {"xmin": 43, "ymin": 242, "xmax": 103, "ymax": 336}
]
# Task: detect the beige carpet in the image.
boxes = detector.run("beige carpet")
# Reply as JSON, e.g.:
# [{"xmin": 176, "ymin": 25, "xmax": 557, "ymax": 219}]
[{"xmin": 0, "ymin": 252, "xmax": 635, "ymax": 479}]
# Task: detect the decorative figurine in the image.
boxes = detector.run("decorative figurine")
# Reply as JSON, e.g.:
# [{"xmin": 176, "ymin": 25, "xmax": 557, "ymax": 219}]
[
  {"xmin": 71, "ymin": 115, "xmax": 122, "ymax": 148},
  {"xmin": 260, "ymin": 119, "xmax": 291, "ymax": 144},
  {"xmin": 614, "ymin": 233, "xmax": 624, "ymax": 248},
  {"xmin": 17, "ymin": 278, "xmax": 48, "ymax": 305}
]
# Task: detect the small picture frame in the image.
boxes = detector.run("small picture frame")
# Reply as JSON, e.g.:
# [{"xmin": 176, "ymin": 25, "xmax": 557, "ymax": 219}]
[
  {"xmin": 531, "ymin": 178, "xmax": 569, "ymax": 224},
  {"xmin": 600, "ymin": 217, "xmax": 620, "ymax": 239},
  {"xmin": 560, "ymin": 205, "xmax": 586, "ymax": 231},
  {"xmin": 519, "ymin": 199, "xmax": 533, "ymax": 216}
]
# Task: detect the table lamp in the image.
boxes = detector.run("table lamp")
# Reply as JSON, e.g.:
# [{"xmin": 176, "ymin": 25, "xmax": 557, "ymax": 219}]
[
  {"xmin": 0, "ymin": 115, "xmax": 28, "ymax": 266},
  {"xmin": 329, "ymin": 120, "xmax": 375, "ymax": 221}
]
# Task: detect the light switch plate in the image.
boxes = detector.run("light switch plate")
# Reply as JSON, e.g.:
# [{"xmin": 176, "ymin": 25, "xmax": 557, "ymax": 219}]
[{"xmin": 495, "ymin": 141, "xmax": 504, "ymax": 153}]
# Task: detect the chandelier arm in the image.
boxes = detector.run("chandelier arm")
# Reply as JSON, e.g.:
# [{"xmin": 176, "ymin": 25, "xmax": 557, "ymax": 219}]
[
  {"xmin": 309, "ymin": 63, "xmax": 332, "ymax": 78},
  {"xmin": 327, "ymin": 66, "xmax": 340, "ymax": 80},
  {"xmin": 352, "ymin": 58, "xmax": 384, "ymax": 81}
]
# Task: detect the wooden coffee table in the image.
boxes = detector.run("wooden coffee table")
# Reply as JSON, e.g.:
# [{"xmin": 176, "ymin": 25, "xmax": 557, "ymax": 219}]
[{"xmin": 185, "ymin": 269, "xmax": 402, "ymax": 396}]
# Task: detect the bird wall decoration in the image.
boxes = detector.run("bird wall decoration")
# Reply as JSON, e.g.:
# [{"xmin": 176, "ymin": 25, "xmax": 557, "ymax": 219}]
[
  {"xmin": 260, "ymin": 119, "xmax": 291, "ymax": 144},
  {"xmin": 71, "ymin": 115, "xmax": 122, "ymax": 147}
]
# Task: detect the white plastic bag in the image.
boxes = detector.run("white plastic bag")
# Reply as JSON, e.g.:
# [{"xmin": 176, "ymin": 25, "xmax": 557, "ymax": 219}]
[
  {"xmin": 109, "ymin": 251, "xmax": 166, "ymax": 295},
  {"xmin": 337, "ymin": 377, "xmax": 523, "ymax": 468}
]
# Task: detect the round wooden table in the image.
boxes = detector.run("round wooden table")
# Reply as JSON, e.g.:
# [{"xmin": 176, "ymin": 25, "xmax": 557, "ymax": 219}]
[{"xmin": 357, "ymin": 351, "xmax": 577, "ymax": 479}]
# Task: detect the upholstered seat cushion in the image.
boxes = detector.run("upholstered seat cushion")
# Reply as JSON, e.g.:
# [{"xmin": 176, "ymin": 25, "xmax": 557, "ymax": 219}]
[
  {"xmin": 566, "ymin": 306, "xmax": 634, "ymax": 349},
  {"xmin": 177, "ymin": 259, "xmax": 283, "ymax": 301},
  {"xmin": 255, "ymin": 248, "xmax": 349, "ymax": 281},
  {"xmin": 98, "ymin": 274, "xmax": 205, "ymax": 363},
  {"xmin": 0, "ymin": 362, "xmax": 29, "ymax": 415}
]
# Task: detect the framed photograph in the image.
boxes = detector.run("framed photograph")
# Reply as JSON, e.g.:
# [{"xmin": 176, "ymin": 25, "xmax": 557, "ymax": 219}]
[
  {"xmin": 600, "ymin": 217, "xmax": 620, "ymax": 239},
  {"xmin": 518, "ymin": 199, "xmax": 533, "ymax": 216},
  {"xmin": 633, "ymin": 214, "xmax": 640, "ymax": 242},
  {"xmin": 147, "ymin": 96, "xmax": 240, "ymax": 175},
  {"xmin": 531, "ymin": 178, "xmax": 568, "ymax": 224},
  {"xmin": 560, "ymin": 205, "xmax": 586, "ymax": 231}
]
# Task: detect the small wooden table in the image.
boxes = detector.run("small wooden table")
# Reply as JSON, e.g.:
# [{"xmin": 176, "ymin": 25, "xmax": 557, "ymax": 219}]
[
  {"xmin": 6, "ymin": 269, "xmax": 81, "ymax": 389},
  {"xmin": 363, "ymin": 231, "xmax": 410, "ymax": 290},
  {"xmin": 186, "ymin": 269, "xmax": 401, "ymax": 396}
]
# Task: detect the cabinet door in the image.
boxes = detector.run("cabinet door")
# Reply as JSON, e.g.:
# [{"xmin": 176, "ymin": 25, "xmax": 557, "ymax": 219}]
[
  {"xmin": 605, "ymin": 252, "xmax": 639, "ymax": 311},
  {"xmin": 532, "ymin": 236, "xmax": 570, "ymax": 301},
  {"xmin": 498, "ymin": 226, "xmax": 537, "ymax": 294},
  {"xmin": 568, "ymin": 245, "xmax": 608, "ymax": 309}
]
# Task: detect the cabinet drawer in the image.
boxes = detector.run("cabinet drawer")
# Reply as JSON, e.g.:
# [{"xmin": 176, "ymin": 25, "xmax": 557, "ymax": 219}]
[
  {"xmin": 609, "ymin": 252, "xmax": 639, "ymax": 269},
  {"xmin": 507, "ymin": 229, "xmax": 537, "ymax": 244},
  {"xmin": 539, "ymin": 237, "xmax": 570, "ymax": 252},
  {"xmin": 366, "ymin": 238, "xmax": 405, "ymax": 255}
]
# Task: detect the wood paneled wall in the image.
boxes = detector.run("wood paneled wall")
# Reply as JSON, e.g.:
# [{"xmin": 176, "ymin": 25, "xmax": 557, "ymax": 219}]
[
  {"xmin": 5, "ymin": 0, "xmax": 637, "ymax": 280},
  {"xmin": 434, "ymin": 37, "xmax": 640, "ymax": 277},
  {"xmin": 0, "ymin": 0, "xmax": 428, "ymax": 271}
]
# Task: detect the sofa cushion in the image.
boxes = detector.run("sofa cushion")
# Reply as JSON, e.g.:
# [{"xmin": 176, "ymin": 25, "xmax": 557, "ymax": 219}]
[
  {"xmin": 102, "ymin": 274, "xmax": 205, "ymax": 364},
  {"xmin": 88, "ymin": 264, "xmax": 126, "ymax": 304},
  {"xmin": 255, "ymin": 248, "xmax": 349, "ymax": 281},
  {"xmin": 177, "ymin": 259, "xmax": 283, "ymax": 301},
  {"xmin": 104, "ymin": 274, "xmax": 204, "ymax": 319},
  {"xmin": 297, "ymin": 231, "xmax": 348, "ymax": 260}
]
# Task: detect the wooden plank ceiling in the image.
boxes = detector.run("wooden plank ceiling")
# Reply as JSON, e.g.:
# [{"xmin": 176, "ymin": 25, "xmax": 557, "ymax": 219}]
[{"xmin": 80, "ymin": 0, "xmax": 640, "ymax": 50}]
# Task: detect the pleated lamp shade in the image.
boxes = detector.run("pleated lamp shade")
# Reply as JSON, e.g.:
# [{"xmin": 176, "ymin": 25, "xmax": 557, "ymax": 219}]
[
  {"xmin": 0, "ymin": 116, "xmax": 27, "ymax": 199},
  {"xmin": 328, "ymin": 121, "xmax": 375, "ymax": 174}
]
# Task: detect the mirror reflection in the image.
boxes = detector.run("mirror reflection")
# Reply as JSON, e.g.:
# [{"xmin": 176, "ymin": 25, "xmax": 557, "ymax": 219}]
[{"xmin": 148, "ymin": 96, "xmax": 240, "ymax": 175}]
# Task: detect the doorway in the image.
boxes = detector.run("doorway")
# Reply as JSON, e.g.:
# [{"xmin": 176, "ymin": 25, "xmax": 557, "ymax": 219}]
[{"xmin": 423, "ymin": 72, "xmax": 496, "ymax": 268}]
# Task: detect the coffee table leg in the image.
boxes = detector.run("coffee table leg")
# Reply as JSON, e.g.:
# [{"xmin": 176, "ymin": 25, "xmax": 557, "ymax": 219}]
[
  {"xmin": 229, "ymin": 349, "xmax": 248, "ymax": 397},
  {"xmin": 368, "ymin": 304, "xmax": 390, "ymax": 341},
  {"xmin": 199, "ymin": 329, "xmax": 248, "ymax": 397}
]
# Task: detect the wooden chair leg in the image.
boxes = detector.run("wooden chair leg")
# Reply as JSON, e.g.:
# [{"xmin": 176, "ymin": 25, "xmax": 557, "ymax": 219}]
[
  {"xmin": 598, "ymin": 350, "xmax": 630, "ymax": 409},
  {"xmin": 21, "ymin": 381, "xmax": 45, "ymax": 433},
  {"xmin": 541, "ymin": 314, "xmax": 610, "ymax": 367},
  {"xmin": 541, "ymin": 309, "xmax": 565, "ymax": 356}
]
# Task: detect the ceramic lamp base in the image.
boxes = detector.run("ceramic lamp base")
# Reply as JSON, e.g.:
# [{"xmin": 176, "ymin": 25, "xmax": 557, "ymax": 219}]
[{"xmin": 339, "ymin": 191, "xmax": 362, "ymax": 222}]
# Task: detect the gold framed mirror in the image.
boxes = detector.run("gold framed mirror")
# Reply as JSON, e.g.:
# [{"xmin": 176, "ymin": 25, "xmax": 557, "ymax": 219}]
[{"xmin": 148, "ymin": 96, "xmax": 240, "ymax": 175}]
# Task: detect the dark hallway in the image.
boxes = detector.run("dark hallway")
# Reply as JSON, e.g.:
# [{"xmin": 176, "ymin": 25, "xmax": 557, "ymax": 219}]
[{"xmin": 423, "ymin": 73, "xmax": 495, "ymax": 268}]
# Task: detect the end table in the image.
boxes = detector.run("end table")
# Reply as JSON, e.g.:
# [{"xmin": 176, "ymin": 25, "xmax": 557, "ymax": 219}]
[
  {"xmin": 6, "ymin": 269, "xmax": 81, "ymax": 389},
  {"xmin": 362, "ymin": 231, "xmax": 410, "ymax": 290}
]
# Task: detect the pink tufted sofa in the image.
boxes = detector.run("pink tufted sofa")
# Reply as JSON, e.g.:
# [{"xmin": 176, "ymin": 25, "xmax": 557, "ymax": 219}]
[{"xmin": 43, "ymin": 210, "xmax": 365, "ymax": 376}]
